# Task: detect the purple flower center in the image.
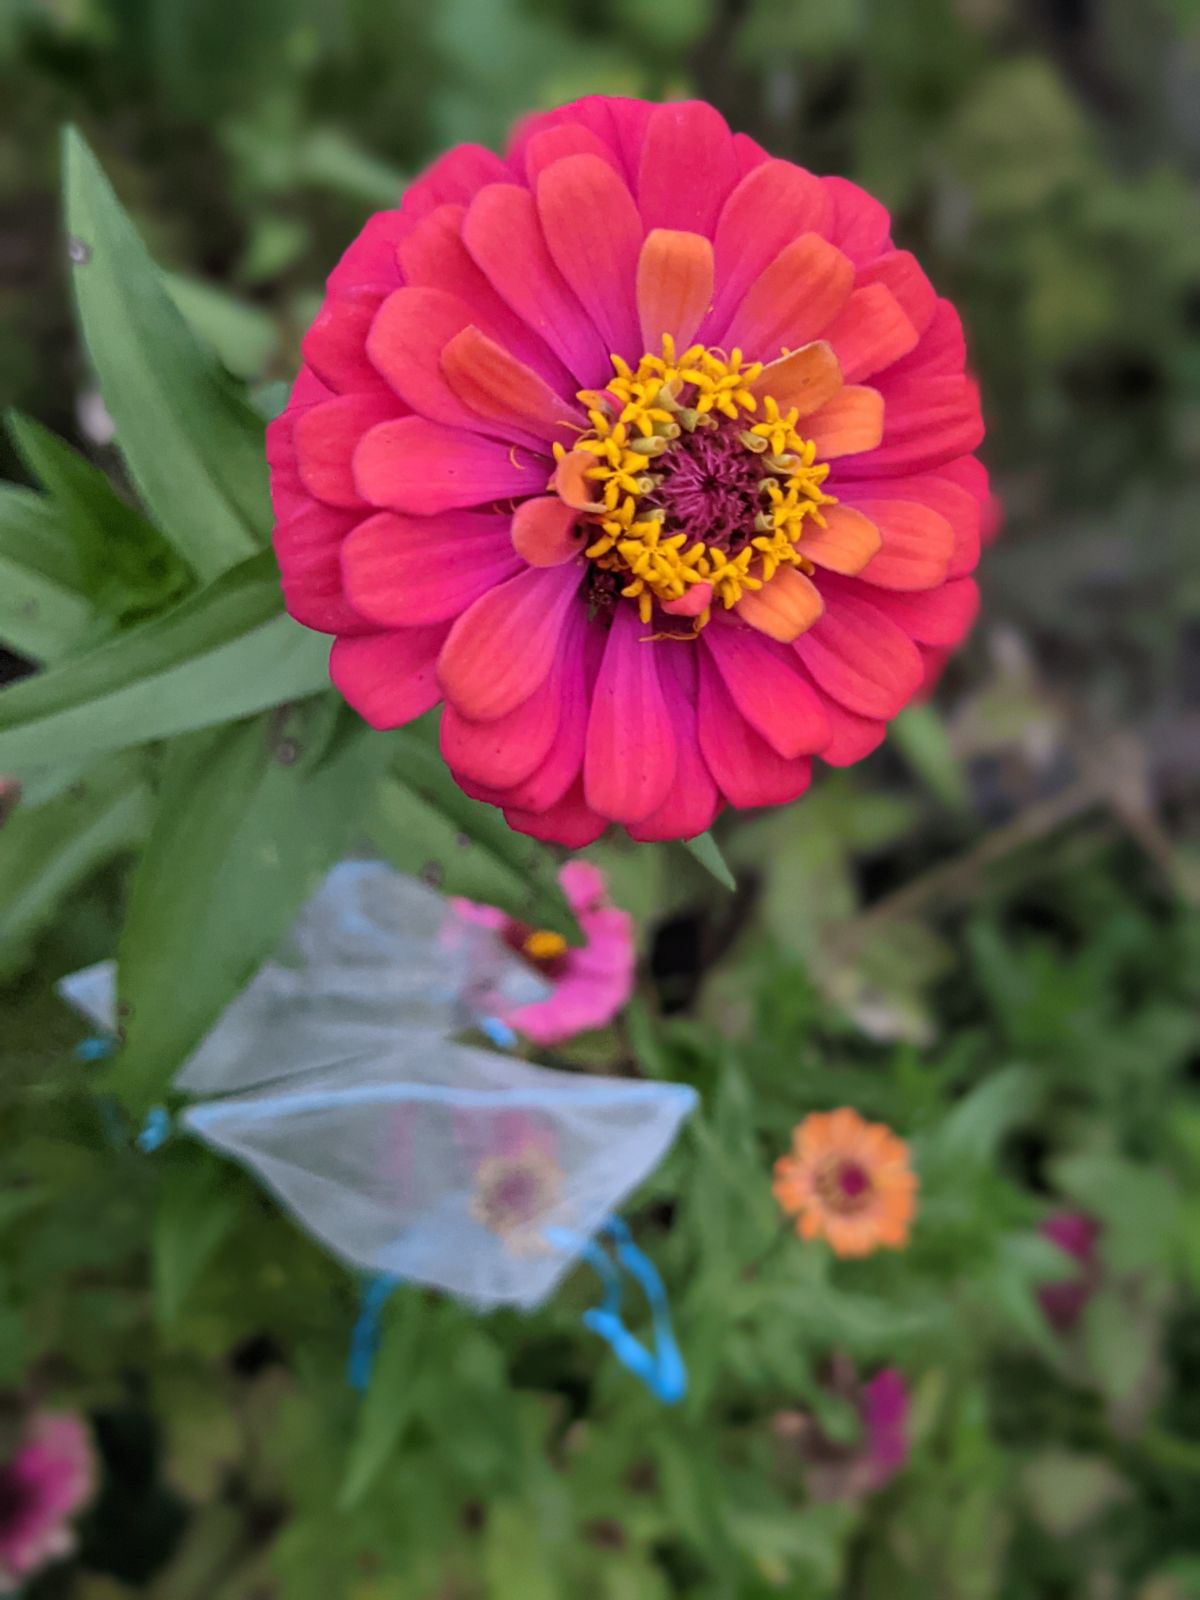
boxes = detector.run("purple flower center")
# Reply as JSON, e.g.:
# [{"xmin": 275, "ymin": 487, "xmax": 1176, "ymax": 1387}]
[{"xmin": 647, "ymin": 424, "xmax": 769, "ymax": 553}]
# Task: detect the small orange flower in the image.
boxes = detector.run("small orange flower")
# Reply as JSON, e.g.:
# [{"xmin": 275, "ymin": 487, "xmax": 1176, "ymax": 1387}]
[{"xmin": 773, "ymin": 1108, "xmax": 917, "ymax": 1257}]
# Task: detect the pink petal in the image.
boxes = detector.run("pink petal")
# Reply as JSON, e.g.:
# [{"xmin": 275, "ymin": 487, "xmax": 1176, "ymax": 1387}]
[
  {"xmin": 302, "ymin": 288, "xmax": 391, "ymax": 395},
  {"xmin": 636, "ymin": 228, "xmax": 716, "ymax": 352},
  {"xmin": 403, "ymin": 144, "xmax": 511, "ymax": 221},
  {"xmin": 511, "ymin": 496, "xmax": 582, "ymax": 566},
  {"xmin": 353, "ymin": 416, "xmax": 546, "ymax": 513},
  {"xmin": 522, "ymin": 124, "xmax": 622, "ymax": 186},
  {"xmin": 330, "ymin": 623, "xmax": 449, "ymax": 729},
  {"xmin": 507, "ymin": 97, "xmax": 630, "ymax": 180},
  {"xmin": 855, "ymin": 251, "xmax": 937, "ymax": 337},
  {"xmin": 504, "ymin": 778, "xmax": 608, "ymax": 847},
  {"xmin": 723, "ymin": 232, "xmax": 855, "ymax": 360},
  {"xmin": 626, "ymin": 645, "xmax": 720, "ymax": 841},
  {"xmin": 843, "ymin": 497, "xmax": 956, "ymax": 590},
  {"xmin": 840, "ymin": 470, "xmax": 981, "ymax": 580},
  {"xmin": 367, "ymin": 286, "xmax": 517, "ymax": 436},
  {"xmin": 327, "ymin": 210, "xmax": 409, "ymax": 295},
  {"xmin": 636, "ymin": 100, "xmax": 737, "ymax": 236},
  {"xmin": 823, "ymin": 176, "xmax": 891, "ymax": 265},
  {"xmin": 485, "ymin": 619, "xmax": 599, "ymax": 813},
  {"xmin": 294, "ymin": 392, "xmax": 402, "ymax": 508},
  {"xmin": 698, "ymin": 650, "xmax": 814, "ymax": 807},
  {"xmin": 537, "ymin": 154, "xmax": 643, "ymax": 360},
  {"xmin": 438, "ymin": 561, "xmax": 583, "ymax": 720},
  {"xmin": 805, "ymin": 677, "xmax": 887, "ymax": 767},
  {"xmin": 702, "ymin": 623, "xmax": 831, "ymax": 757},
  {"xmin": 794, "ymin": 584, "xmax": 924, "ymax": 718},
  {"xmin": 463, "ymin": 183, "xmax": 611, "ymax": 387},
  {"xmin": 275, "ymin": 501, "xmax": 370, "ymax": 635},
  {"xmin": 886, "ymin": 299, "xmax": 966, "ymax": 382},
  {"xmin": 584, "ymin": 606, "xmax": 678, "ymax": 823},
  {"xmin": 440, "ymin": 325, "xmax": 580, "ymax": 444},
  {"xmin": 823, "ymin": 284, "xmax": 919, "ymax": 383},
  {"xmin": 604, "ymin": 97, "xmax": 657, "ymax": 183},
  {"xmin": 340, "ymin": 509, "xmax": 521, "ymax": 626},
  {"xmin": 396, "ymin": 203, "xmax": 575, "ymax": 394},
  {"xmin": 865, "ymin": 578, "xmax": 980, "ymax": 646},
  {"xmin": 733, "ymin": 132, "xmax": 771, "ymax": 175},
  {"xmin": 849, "ymin": 373, "xmax": 983, "ymax": 476},
  {"xmin": 706, "ymin": 160, "xmax": 834, "ymax": 336},
  {"xmin": 440, "ymin": 646, "xmax": 564, "ymax": 790}
]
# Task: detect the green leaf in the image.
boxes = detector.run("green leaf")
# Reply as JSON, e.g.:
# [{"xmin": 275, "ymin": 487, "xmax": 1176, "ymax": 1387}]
[
  {"xmin": 153, "ymin": 1157, "xmax": 241, "ymax": 1325},
  {"xmin": 928, "ymin": 1065, "xmax": 1040, "ymax": 1168},
  {"xmin": 371, "ymin": 722, "xmax": 579, "ymax": 943},
  {"xmin": 0, "ymin": 486, "xmax": 95, "ymax": 662},
  {"xmin": 0, "ymin": 550, "xmax": 329, "ymax": 773},
  {"xmin": 683, "ymin": 830, "xmax": 736, "ymax": 892},
  {"xmin": 112, "ymin": 699, "xmax": 387, "ymax": 1108},
  {"xmin": 339, "ymin": 1293, "xmax": 426, "ymax": 1510},
  {"xmin": 163, "ymin": 273, "xmax": 280, "ymax": 381},
  {"xmin": 890, "ymin": 702, "xmax": 971, "ymax": 814},
  {"xmin": 62, "ymin": 126, "xmax": 269, "ymax": 579},
  {"xmin": 0, "ymin": 756, "xmax": 150, "ymax": 980}
]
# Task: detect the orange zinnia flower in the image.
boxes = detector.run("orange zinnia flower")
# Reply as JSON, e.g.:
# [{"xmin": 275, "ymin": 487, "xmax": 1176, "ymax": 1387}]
[{"xmin": 773, "ymin": 1107, "xmax": 916, "ymax": 1257}]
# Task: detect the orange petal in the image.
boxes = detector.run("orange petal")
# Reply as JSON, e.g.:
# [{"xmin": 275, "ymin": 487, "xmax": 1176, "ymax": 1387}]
[
  {"xmin": 805, "ymin": 385, "xmax": 884, "ymax": 459},
  {"xmin": 511, "ymin": 496, "xmax": 582, "ymax": 566},
  {"xmin": 749, "ymin": 340, "xmax": 843, "ymax": 417},
  {"xmin": 823, "ymin": 283, "xmax": 918, "ymax": 383},
  {"xmin": 724, "ymin": 232, "xmax": 855, "ymax": 359},
  {"xmin": 799, "ymin": 504, "xmax": 882, "ymax": 576},
  {"xmin": 553, "ymin": 448, "xmax": 602, "ymax": 510},
  {"xmin": 734, "ymin": 566, "xmax": 824, "ymax": 642},
  {"xmin": 441, "ymin": 325, "xmax": 580, "ymax": 443},
  {"xmin": 637, "ymin": 228, "xmax": 715, "ymax": 351},
  {"xmin": 662, "ymin": 581, "xmax": 713, "ymax": 617}
]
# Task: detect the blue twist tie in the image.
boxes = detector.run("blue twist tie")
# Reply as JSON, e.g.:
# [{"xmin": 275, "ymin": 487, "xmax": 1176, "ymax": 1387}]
[
  {"xmin": 347, "ymin": 1274, "xmax": 400, "ymax": 1392},
  {"xmin": 547, "ymin": 1216, "xmax": 686, "ymax": 1406},
  {"xmin": 136, "ymin": 1105, "xmax": 171, "ymax": 1153},
  {"xmin": 75, "ymin": 1036, "xmax": 114, "ymax": 1063},
  {"xmin": 480, "ymin": 1015, "xmax": 518, "ymax": 1051}
]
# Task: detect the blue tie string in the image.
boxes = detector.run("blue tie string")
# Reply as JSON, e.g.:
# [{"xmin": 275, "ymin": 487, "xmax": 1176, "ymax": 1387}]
[
  {"xmin": 347, "ymin": 1274, "xmax": 400, "ymax": 1391},
  {"xmin": 136, "ymin": 1105, "xmax": 171, "ymax": 1153},
  {"xmin": 74, "ymin": 1035, "xmax": 114, "ymax": 1063}
]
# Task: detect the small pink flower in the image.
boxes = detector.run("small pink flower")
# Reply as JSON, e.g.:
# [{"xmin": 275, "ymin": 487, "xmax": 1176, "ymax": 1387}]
[
  {"xmin": 0, "ymin": 1411, "xmax": 94, "ymax": 1592},
  {"xmin": 773, "ymin": 1362, "xmax": 910, "ymax": 1502},
  {"xmin": 453, "ymin": 860, "xmax": 635, "ymax": 1045},
  {"xmin": 1038, "ymin": 1209, "xmax": 1102, "ymax": 1333},
  {"xmin": 859, "ymin": 1368, "xmax": 909, "ymax": 1490}
]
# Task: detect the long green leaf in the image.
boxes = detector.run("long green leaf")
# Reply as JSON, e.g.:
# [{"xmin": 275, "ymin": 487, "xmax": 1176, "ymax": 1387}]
[
  {"xmin": 62, "ymin": 126, "xmax": 269, "ymax": 579},
  {"xmin": 0, "ymin": 551, "xmax": 329, "ymax": 772},
  {"xmin": 112, "ymin": 700, "xmax": 387, "ymax": 1109},
  {"xmin": 372, "ymin": 722, "xmax": 579, "ymax": 943},
  {"xmin": 683, "ymin": 831, "xmax": 736, "ymax": 892},
  {"xmin": 0, "ymin": 487, "xmax": 95, "ymax": 662}
]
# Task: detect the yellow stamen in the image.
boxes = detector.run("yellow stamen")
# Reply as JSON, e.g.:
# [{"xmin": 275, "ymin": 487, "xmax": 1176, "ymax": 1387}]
[{"xmin": 523, "ymin": 929, "xmax": 568, "ymax": 962}]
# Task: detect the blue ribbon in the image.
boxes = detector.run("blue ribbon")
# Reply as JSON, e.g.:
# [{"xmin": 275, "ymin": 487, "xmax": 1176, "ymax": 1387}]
[
  {"xmin": 74, "ymin": 1035, "xmax": 114, "ymax": 1063},
  {"xmin": 547, "ymin": 1217, "xmax": 686, "ymax": 1405},
  {"xmin": 136, "ymin": 1105, "xmax": 171, "ymax": 1153},
  {"xmin": 347, "ymin": 1274, "xmax": 400, "ymax": 1391},
  {"xmin": 479, "ymin": 1015, "xmax": 519, "ymax": 1051}
]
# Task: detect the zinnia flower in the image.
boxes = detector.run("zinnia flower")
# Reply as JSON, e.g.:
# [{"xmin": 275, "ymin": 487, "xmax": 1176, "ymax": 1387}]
[
  {"xmin": 0, "ymin": 1410, "xmax": 94, "ymax": 1592},
  {"xmin": 774, "ymin": 1362, "xmax": 910, "ymax": 1502},
  {"xmin": 773, "ymin": 1107, "xmax": 917, "ymax": 1256},
  {"xmin": 270, "ymin": 96, "xmax": 987, "ymax": 844},
  {"xmin": 452, "ymin": 860, "xmax": 635, "ymax": 1045},
  {"xmin": 1037, "ymin": 1209, "xmax": 1102, "ymax": 1333}
]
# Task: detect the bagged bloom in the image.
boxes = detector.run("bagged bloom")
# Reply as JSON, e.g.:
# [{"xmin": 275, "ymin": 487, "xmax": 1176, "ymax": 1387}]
[
  {"xmin": 60, "ymin": 862, "xmax": 695, "ymax": 1313},
  {"xmin": 773, "ymin": 1106, "xmax": 917, "ymax": 1257},
  {"xmin": 0, "ymin": 1410, "xmax": 94, "ymax": 1592},
  {"xmin": 269, "ymin": 95, "xmax": 989, "ymax": 846},
  {"xmin": 452, "ymin": 860, "xmax": 635, "ymax": 1045},
  {"xmin": 773, "ymin": 1362, "xmax": 910, "ymax": 1502}
]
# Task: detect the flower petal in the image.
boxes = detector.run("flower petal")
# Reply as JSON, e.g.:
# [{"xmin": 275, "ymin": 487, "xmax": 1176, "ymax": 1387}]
[
  {"xmin": 330, "ymin": 624, "xmax": 449, "ymax": 729},
  {"xmin": 804, "ymin": 385, "xmax": 885, "ymax": 459},
  {"xmin": 794, "ymin": 585, "xmax": 924, "ymax": 718},
  {"xmin": 636, "ymin": 100, "xmax": 738, "ymax": 236},
  {"xmin": 698, "ymin": 650, "xmax": 814, "ymax": 807},
  {"xmin": 553, "ymin": 449, "xmax": 602, "ymax": 511},
  {"xmin": 493, "ymin": 619, "xmax": 599, "ymax": 812},
  {"xmin": 438, "ymin": 561, "xmax": 583, "ymax": 720},
  {"xmin": 274, "ymin": 501, "xmax": 368, "ymax": 635},
  {"xmin": 799, "ymin": 503, "xmax": 882, "ymax": 575},
  {"xmin": 584, "ymin": 605, "xmax": 677, "ymax": 823},
  {"xmin": 302, "ymin": 289, "xmax": 391, "ymax": 395},
  {"xmin": 327, "ymin": 210, "xmax": 409, "ymax": 295},
  {"xmin": 340, "ymin": 509, "xmax": 521, "ymax": 626},
  {"xmin": 823, "ymin": 176, "xmax": 891, "ymax": 265},
  {"xmin": 403, "ymin": 144, "xmax": 511, "ymax": 221},
  {"xmin": 724, "ymin": 232, "xmax": 855, "ymax": 360},
  {"xmin": 537, "ymin": 154, "xmax": 643, "ymax": 360},
  {"xmin": 511, "ymin": 496, "xmax": 582, "ymax": 566},
  {"xmin": 625, "ymin": 645, "xmax": 721, "ymax": 841},
  {"xmin": 440, "ymin": 325, "xmax": 580, "ymax": 444},
  {"xmin": 841, "ymin": 470, "xmax": 981, "ymax": 580},
  {"xmin": 823, "ymin": 284, "xmax": 919, "ymax": 383},
  {"xmin": 856, "ymin": 250, "xmax": 937, "ymax": 337},
  {"xmin": 440, "ymin": 647, "xmax": 564, "ymax": 790},
  {"xmin": 353, "ymin": 417, "xmax": 545, "ymax": 513},
  {"xmin": 850, "ymin": 373, "xmax": 982, "ymax": 476},
  {"xmin": 702, "ymin": 623, "xmax": 831, "ymax": 757},
  {"xmin": 636, "ymin": 228, "xmax": 715, "ymax": 352},
  {"xmin": 294, "ymin": 392, "xmax": 401, "ymax": 508},
  {"xmin": 522, "ymin": 124, "xmax": 622, "ymax": 186},
  {"xmin": 707, "ymin": 160, "xmax": 834, "ymax": 335},
  {"xmin": 463, "ymin": 183, "xmax": 612, "ymax": 387},
  {"xmin": 749, "ymin": 341, "xmax": 843, "ymax": 417},
  {"xmin": 844, "ymin": 497, "xmax": 956, "ymax": 590},
  {"xmin": 734, "ymin": 565, "xmax": 825, "ymax": 642},
  {"xmin": 368, "ymin": 286, "xmax": 522, "ymax": 436},
  {"xmin": 504, "ymin": 778, "xmax": 608, "ymax": 847},
  {"xmin": 865, "ymin": 578, "xmax": 980, "ymax": 646}
]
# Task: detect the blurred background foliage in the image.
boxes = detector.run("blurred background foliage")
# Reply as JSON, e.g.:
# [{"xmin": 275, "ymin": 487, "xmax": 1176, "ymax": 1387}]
[{"xmin": 1, "ymin": 0, "xmax": 1200, "ymax": 1595}]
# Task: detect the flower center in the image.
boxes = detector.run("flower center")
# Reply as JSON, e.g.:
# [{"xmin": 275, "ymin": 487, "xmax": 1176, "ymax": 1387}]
[
  {"xmin": 502, "ymin": 919, "xmax": 569, "ymax": 977},
  {"xmin": 472, "ymin": 1148, "xmax": 562, "ymax": 1238},
  {"xmin": 815, "ymin": 1158, "xmax": 875, "ymax": 1214},
  {"xmin": 555, "ymin": 336, "xmax": 836, "ymax": 633}
]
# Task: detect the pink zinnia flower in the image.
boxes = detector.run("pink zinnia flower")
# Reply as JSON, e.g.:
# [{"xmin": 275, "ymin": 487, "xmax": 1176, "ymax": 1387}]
[
  {"xmin": 773, "ymin": 1363, "xmax": 910, "ymax": 1502},
  {"xmin": 270, "ymin": 96, "xmax": 988, "ymax": 844},
  {"xmin": 1038, "ymin": 1209, "xmax": 1102, "ymax": 1333},
  {"xmin": 452, "ymin": 860, "xmax": 634, "ymax": 1045},
  {"xmin": 0, "ymin": 1410, "xmax": 94, "ymax": 1592}
]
